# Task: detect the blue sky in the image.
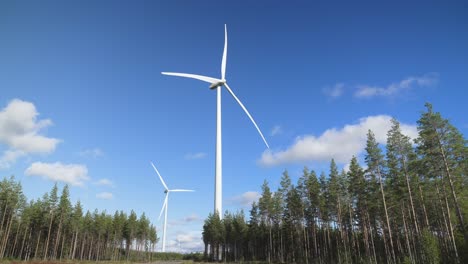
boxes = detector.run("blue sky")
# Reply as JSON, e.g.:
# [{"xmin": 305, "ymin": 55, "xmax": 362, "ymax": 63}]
[{"xmin": 1, "ymin": 0, "xmax": 467, "ymax": 252}]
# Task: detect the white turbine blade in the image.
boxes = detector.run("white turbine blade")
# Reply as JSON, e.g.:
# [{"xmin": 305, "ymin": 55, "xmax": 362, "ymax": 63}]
[
  {"xmin": 162, "ymin": 72, "xmax": 221, "ymax": 84},
  {"xmin": 224, "ymin": 83, "xmax": 270, "ymax": 149},
  {"xmin": 151, "ymin": 162, "xmax": 169, "ymax": 190},
  {"xmin": 221, "ymin": 24, "xmax": 227, "ymax": 80},
  {"xmin": 158, "ymin": 194, "xmax": 168, "ymax": 221},
  {"xmin": 170, "ymin": 189, "xmax": 195, "ymax": 192}
]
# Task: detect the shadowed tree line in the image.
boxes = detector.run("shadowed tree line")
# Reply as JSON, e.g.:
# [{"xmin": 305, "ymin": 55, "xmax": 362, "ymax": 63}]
[
  {"xmin": 0, "ymin": 181, "xmax": 158, "ymax": 261},
  {"xmin": 203, "ymin": 103, "xmax": 467, "ymax": 264}
]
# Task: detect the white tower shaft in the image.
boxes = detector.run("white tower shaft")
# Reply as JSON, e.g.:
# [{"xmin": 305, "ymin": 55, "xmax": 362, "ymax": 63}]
[
  {"xmin": 215, "ymin": 86, "xmax": 222, "ymax": 218},
  {"xmin": 162, "ymin": 194, "xmax": 168, "ymax": 252}
]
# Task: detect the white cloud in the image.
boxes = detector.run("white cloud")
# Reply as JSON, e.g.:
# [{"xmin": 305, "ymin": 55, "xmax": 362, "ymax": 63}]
[
  {"xmin": 25, "ymin": 162, "xmax": 90, "ymax": 186},
  {"xmin": 96, "ymin": 192, "xmax": 113, "ymax": 200},
  {"xmin": 0, "ymin": 150, "xmax": 25, "ymax": 169},
  {"xmin": 354, "ymin": 73, "xmax": 438, "ymax": 98},
  {"xmin": 184, "ymin": 152, "xmax": 207, "ymax": 160},
  {"xmin": 79, "ymin": 148, "xmax": 104, "ymax": 158},
  {"xmin": 229, "ymin": 191, "xmax": 261, "ymax": 207},
  {"xmin": 259, "ymin": 115, "xmax": 417, "ymax": 166},
  {"xmin": 0, "ymin": 99, "xmax": 61, "ymax": 168},
  {"xmin": 271, "ymin": 125, "xmax": 282, "ymax": 136},
  {"xmin": 94, "ymin": 178, "xmax": 114, "ymax": 187},
  {"xmin": 323, "ymin": 83, "xmax": 345, "ymax": 98},
  {"xmin": 166, "ymin": 231, "xmax": 204, "ymax": 253}
]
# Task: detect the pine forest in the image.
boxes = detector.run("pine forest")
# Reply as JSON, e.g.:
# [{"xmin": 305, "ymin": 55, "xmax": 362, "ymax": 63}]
[
  {"xmin": 0, "ymin": 180, "xmax": 158, "ymax": 261},
  {"xmin": 202, "ymin": 103, "xmax": 468, "ymax": 264}
]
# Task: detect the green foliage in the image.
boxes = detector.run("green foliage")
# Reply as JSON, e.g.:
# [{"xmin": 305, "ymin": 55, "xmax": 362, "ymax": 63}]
[
  {"xmin": 420, "ymin": 228, "xmax": 440, "ymax": 264},
  {"xmin": 183, "ymin": 251, "xmax": 204, "ymax": 261},
  {"xmin": 0, "ymin": 180, "xmax": 158, "ymax": 261},
  {"xmin": 148, "ymin": 251, "xmax": 184, "ymax": 260}
]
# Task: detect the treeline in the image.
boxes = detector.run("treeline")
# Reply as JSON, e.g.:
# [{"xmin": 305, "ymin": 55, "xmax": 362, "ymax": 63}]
[
  {"xmin": 0, "ymin": 180, "xmax": 158, "ymax": 261},
  {"xmin": 203, "ymin": 103, "xmax": 467, "ymax": 264}
]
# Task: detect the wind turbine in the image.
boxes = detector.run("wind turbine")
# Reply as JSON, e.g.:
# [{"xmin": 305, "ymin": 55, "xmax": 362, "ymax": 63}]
[
  {"xmin": 151, "ymin": 162, "xmax": 194, "ymax": 252},
  {"xmin": 162, "ymin": 25, "xmax": 269, "ymax": 218},
  {"xmin": 176, "ymin": 238, "xmax": 182, "ymax": 253}
]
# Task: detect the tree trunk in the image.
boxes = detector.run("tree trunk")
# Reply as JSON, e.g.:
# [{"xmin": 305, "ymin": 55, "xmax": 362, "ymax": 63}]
[
  {"xmin": 19, "ymin": 226, "xmax": 28, "ymax": 260},
  {"xmin": 437, "ymin": 139, "xmax": 468, "ymax": 243},
  {"xmin": 44, "ymin": 212, "xmax": 54, "ymax": 260},
  {"xmin": 417, "ymin": 183, "xmax": 430, "ymax": 228},
  {"xmin": 376, "ymin": 165, "xmax": 396, "ymax": 263},
  {"xmin": 25, "ymin": 228, "xmax": 33, "ymax": 261},
  {"xmin": 53, "ymin": 216, "xmax": 63, "ymax": 260},
  {"xmin": 401, "ymin": 158, "xmax": 420, "ymax": 235},
  {"xmin": 401, "ymin": 204, "xmax": 414, "ymax": 264},
  {"xmin": 10, "ymin": 220, "xmax": 21, "ymax": 257},
  {"xmin": 34, "ymin": 231, "xmax": 41, "ymax": 259},
  {"xmin": 268, "ymin": 221, "xmax": 272, "ymax": 263},
  {"xmin": 438, "ymin": 182, "xmax": 460, "ymax": 263},
  {"xmin": 381, "ymin": 221, "xmax": 390, "ymax": 264},
  {"xmin": 60, "ymin": 234, "xmax": 65, "ymax": 260},
  {"xmin": 0, "ymin": 203, "xmax": 8, "ymax": 242},
  {"xmin": 72, "ymin": 231, "xmax": 79, "ymax": 260},
  {"xmin": 407, "ymin": 204, "xmax": 419, "ymax": 263},
  {"xmin": 80, "ymin": 234, "xmax": 86, "ymax": 260},
  {"xmin": 366, "ymin": 210, "xmax": 377, "ymax": 264},
  {"xmin": 0, "ymin": 212, "xmax": 14, "ymax": 258},
  {"xmin": 88, "ymin": 236, "xmax": 93, "ymax": 260}
]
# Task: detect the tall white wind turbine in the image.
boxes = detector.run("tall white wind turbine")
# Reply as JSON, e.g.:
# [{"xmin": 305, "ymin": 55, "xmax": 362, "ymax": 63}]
[
  {"xmin": 151, "ymin": 162, "xmax": 194, "ymax": 252},
  {"xmin": 162, "ymin": 25, "xmax": 269, "ymax": 217}
]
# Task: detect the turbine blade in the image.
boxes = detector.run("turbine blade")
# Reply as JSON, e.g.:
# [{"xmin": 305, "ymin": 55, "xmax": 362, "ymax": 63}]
[
  {"xmin": 224, "ymin": 83, "xmax": 270, "ymax": 148},
  {"xmin": 158, "ymin": 194, "xmax": 168, "ymax": 221},
  {"xmin": 151, "ymin": 162, "xmax": 169, "ymax": 190},
  {"xmin": 161, "ymin": 72, "xmax": 221, "ymax": 84},
  {"xmin": 221, "ymin": 24, "xmax": 227, "ymax": 80},
  {"xmin": 170, "ymin": 189, "xmax": 195, "ymax": 192}
]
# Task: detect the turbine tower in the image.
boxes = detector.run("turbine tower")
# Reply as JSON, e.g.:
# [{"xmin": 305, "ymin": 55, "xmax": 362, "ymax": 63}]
[
  {"xmin": 162, "ymin": 25, "xmax": 269, "ymax": 217},
  {"xmin": 151, "ymin": 162, "xmax": 194, "ymax": 252}
]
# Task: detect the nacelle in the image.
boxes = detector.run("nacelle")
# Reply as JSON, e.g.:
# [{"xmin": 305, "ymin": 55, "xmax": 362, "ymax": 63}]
[{"xmin": 209, "ymin": 81, "xmax": 225, "ymax": 89}]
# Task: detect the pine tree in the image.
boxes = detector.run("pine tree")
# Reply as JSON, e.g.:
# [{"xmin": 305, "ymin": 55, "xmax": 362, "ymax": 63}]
[
  {"xmin": 258, "ymin": 180, "xmax": 273, "ymax": 263},
  {"xmin": 416, "ymin": 103, "xmax": 468, "ymax": 244},
  {"xmin": 387, "ymin": 118, "xmax": 420, "ymax": 243},
  {"xmin": 365, "ymin": 129, "xmax": 396, "ymax": 263},
  {"xmin": 70, "ymin": 201, "xmax": 83, "ymax": 260},
  {"xmin": 347, "ymin": 156, "xmax": 367, "ymax": 262}
]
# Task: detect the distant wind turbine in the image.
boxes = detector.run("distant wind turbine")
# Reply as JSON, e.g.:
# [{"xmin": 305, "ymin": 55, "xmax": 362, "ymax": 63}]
[
  {"xmin": 162, "ymin": 24, "xmax": 269, "ymax": 217},
  {"xmin": 151, "ymin": 162, "xmax": 194, "ymax": 252},
  {"xmin": 176, "ymin": 238, "xmax": 182, "ymax": 252}
]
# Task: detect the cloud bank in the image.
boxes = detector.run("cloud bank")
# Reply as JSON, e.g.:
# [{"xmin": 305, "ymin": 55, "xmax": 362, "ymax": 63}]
[
  {"xmin": 166, "ymin": 231, "xmax": 204, "ymax": 253},
  {"xmin": 259, "ymin": 115, "xmax": 417, "ymax": 166},
  {"xmin": 354, "ymin": 73, "xmax": 438, "ymax": 98},
  {"xmin": 0, "ymin": 99, "xmax": 61, "ymax": 168},
  {"xmin": 25, "ymin": 162, "xmax": 90, "ymax": 186}
]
